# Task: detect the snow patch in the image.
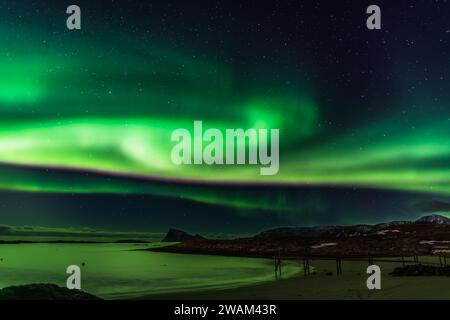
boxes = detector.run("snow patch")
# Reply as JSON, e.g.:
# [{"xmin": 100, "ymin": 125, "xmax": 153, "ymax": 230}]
[{"xmin": 311, "ymin": 242, "xmax": 338, "ymax": 249}]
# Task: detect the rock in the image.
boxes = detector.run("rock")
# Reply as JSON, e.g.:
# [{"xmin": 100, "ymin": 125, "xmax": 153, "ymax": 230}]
[
  {"xmin": 0, "ymin": 284, "xmax": 101, "ymax": 300},
  {"xmin": 162, "ymin": 228, "xmax": 205, "ymax": 242}
]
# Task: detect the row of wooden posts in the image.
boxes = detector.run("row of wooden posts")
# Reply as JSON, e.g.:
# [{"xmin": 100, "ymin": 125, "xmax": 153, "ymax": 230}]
[
  {"xmin": 274, "ymin": 254, "xmax": 448, "ymax": 277},
  {"xmin": 439, "ymin": 255, "xmax": 447, "ymax": 267}
]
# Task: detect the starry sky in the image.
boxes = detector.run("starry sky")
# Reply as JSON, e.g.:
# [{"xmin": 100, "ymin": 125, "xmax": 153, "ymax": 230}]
[{"xmin": 0, "ymin": 0, "xmax": 449, "ymax": 233}]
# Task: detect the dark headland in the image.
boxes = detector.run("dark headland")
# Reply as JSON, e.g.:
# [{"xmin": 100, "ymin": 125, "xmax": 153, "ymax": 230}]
[
  {"xmin": 150, "ymin": 215, "xmax": 450, "ymax": 258},
  {"xmin": 162, "ymin": 228, "xmax": 205, "ymax": 242}
]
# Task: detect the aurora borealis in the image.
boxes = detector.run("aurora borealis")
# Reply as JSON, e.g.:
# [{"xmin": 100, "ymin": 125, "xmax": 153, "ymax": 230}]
[{"xmin": 0, "ymin": 0, "xmax": 450, "ymax": 232}]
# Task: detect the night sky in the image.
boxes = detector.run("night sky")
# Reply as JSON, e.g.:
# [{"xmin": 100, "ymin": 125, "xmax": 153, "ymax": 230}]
[{"xmin": 0, "ymin": 0, "xmax": 449, "ymax": 233}]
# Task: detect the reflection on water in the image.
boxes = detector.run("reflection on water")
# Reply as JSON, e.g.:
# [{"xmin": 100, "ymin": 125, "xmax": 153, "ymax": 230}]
[{"xmin": 0, "ymin": 243, "xmax": 298, "ymax": 299}]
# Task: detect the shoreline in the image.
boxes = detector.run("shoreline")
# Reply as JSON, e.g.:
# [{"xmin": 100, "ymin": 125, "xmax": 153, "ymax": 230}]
[
  {"xmin": 1, "ymin": 241, "xmax": 449, "ymax": 300},
  {"xmin": 1, "ymin": 243, "xmax": 449, "ymax": 300},
  {"xmin": 134, "ymin": 256, "xmax": 450, "ymax": 300}
]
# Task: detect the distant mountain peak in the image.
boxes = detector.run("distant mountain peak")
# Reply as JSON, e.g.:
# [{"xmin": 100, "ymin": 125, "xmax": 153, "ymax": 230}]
[
  {"xmin": 162, "ymin": 228, "xmax": 205, "ymax": 242},
  {"xmin": 416, "ymin": 214, "xmax": 450, "ymax": 224}
]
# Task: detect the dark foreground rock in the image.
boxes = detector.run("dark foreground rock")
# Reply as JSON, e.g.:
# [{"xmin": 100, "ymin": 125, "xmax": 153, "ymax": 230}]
[
  {"xmin": 162, "ymin": 228, "xmax": 205, "ymax": 242},
  {"xmin": 390, "ymin": 265, "xmax": 450, "ymax": 277},
  {"xmin": 0, "ymin": 284, "xmax": 101, "ymax": 300}
]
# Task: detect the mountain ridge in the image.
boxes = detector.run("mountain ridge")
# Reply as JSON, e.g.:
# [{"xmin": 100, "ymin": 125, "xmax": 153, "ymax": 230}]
[
  {"xmin": 162, "ymin": 228, "xmax": 205, "ymax": 242},
  {"xmin": 256, "ymin": 214, "xmax": 450, "ymax": 239}
]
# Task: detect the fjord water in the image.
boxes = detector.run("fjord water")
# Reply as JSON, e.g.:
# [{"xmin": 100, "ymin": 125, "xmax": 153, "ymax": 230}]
[{"xmin": 0, "ymin": 243, "xmax": 297, "ymax": 299}]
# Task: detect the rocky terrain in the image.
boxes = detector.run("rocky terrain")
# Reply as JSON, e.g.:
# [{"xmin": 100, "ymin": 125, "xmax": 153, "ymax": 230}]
[
  {"xmin": 152, "ymin": 215, "xmax": 450, "ymax": 258},
  {"xmin": 162, "ymin": 228, "xmax": 205, "ymax": 242},
  {"xmin": 0, "ymin": 284, "xmax": 101, "ymax": 300}
]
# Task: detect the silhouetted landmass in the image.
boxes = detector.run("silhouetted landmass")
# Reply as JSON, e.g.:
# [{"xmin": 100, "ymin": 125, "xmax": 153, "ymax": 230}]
[
  {"xmin": 416, "ymin": 214, "xmax": 450, "ymax": 224},
  {"xmin": 151, "ymin": 215, "xmax": 450, "ymax": 258},
  {"xmin": 0, "ymin": 284, "xmax": 101, "ymax": 300},
  {"xmin": 162, "ymin": 228, "xmax": 205, "ymax": 242},
  {"xmin": 257, "ymin": 214, "xmax": 450, "ymax": 239}
]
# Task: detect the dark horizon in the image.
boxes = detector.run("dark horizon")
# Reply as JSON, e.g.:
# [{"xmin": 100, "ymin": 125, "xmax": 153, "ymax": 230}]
[{"xmin": 1, "ymin": 186, "xmax": 448, "ymax": 235}]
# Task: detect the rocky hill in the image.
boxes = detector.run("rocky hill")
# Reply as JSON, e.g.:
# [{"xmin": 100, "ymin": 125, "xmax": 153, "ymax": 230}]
[
  {"xmin": 256, "ymin": 215, "xmax": 449, "ymax": 239},
  {"xmin": 151, "ymin": 215, "xmax": 450, "ymax": 258},
  {"xmin": 162, "ymin": 228, "xmax": 205, "ymax": 242},
  {"xmin": 416, "ymin": 214, "xmax": 450, "ymax": 224}
]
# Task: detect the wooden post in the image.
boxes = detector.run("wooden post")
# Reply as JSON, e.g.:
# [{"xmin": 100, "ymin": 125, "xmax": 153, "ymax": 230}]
[
  {"xmin": 274, "ymin": 256, "xmax": 278, "ymax": 276},
  {"xmin": 336, "ymin": 258, "xmax": 342, "ymax": 275},
  {"xmin": 307, "ymin": 258, "xmax": 310, "ymax": 275},
  {"xmin": 336, "ymin": 259, "xmax": 338, "ymax": 275},
  {"xmin": 303, "ymin": 257, "xmax": 307, "ymax": 276},
  {"xmin": 274, "ymin": 251, "xmax": 281, "ymax": 278},
  {"xmin": 278, "ymin": 258, "xmax": 282, "ymax": 277},
  {"xmin": 339, "ymin": 259, "xmax": 341, "ymax": 275},
  {"xmin": 402, "ymin": 255, "xmax": 406, "ymax": 268},
  {"xmin": 303, "ymin": 257, "xmax": 310, "ymax": 276}
]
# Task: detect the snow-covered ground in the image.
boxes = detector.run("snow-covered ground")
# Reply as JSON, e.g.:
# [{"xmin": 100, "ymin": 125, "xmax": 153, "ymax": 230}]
[{"xmin": 311, "ymin": 242, "xmax": 338, "ymax": 249}]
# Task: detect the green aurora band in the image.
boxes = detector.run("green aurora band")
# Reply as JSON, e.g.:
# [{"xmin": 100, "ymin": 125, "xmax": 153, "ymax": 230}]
[{"xmin": 1, "ymin": 22, "xmax": 450, "ymax": 212}]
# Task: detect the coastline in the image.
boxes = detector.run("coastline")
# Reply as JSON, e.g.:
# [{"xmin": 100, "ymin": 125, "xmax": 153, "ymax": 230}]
[
  {"xmin": 1, "ymin": 243, "xmax": 449, "ymax": 300},
  {"xmin": 0, "ymin": 242, "xmax": 298, "ymax": 300},
  {"xmin": 135, "ymin": 257, "xmax": 450, "ymax": 300},
  {"xmin": 2, "ymin": 215, "xmax": 449, "ymax": 300}
]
